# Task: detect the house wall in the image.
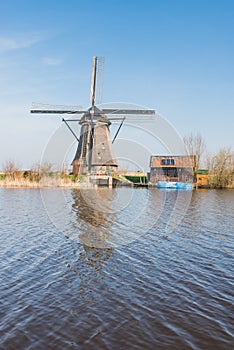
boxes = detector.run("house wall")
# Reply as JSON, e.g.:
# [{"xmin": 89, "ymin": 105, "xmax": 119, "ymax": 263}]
[
  {"xmin": 149, "ymin": 155, "xmax": 195, "ymax": 183},
  {"xmin": 196, "ymin": 173, "xmax": 208, "ymax": 187}
]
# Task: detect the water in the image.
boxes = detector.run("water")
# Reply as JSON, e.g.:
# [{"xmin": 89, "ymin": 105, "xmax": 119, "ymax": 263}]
[{"xmin": 0, "ymin": 188, "xmax": 233, "ymax": 349}]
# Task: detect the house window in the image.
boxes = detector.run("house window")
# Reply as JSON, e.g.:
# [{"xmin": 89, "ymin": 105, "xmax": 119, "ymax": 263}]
[{"xmin": 161, "ymin": 158, "xmax": 175, "ymax": 165}]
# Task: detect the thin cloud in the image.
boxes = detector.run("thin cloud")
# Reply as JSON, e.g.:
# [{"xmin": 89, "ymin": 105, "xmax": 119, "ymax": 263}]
[
  {"xmin": 0, "ymin": 34, "xmax": 44, "ymax": 52},
  {"xmin": 41, "ymin": 57, "xmax": 62, "ymax": 66}
]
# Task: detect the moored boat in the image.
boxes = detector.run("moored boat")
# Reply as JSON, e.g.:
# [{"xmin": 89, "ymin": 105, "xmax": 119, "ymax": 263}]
[{"xmin": 157, "ymin": 181, "xmax": 193, "ymax": 190}]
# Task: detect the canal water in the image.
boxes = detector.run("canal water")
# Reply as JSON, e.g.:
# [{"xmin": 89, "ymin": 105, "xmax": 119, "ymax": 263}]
[{"xmin": 0, "ymin": 188, "xmax": 233, "ymax": 349}]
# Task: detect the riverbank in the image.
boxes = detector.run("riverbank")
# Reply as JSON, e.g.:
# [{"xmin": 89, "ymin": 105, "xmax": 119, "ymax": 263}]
[
  {"xmin": 1, "ymin": 179, "xmax": 234, "ymax": 189},
  {"xmin": 0, "ymin": 173, "xmax": 233, "ymax": 189}
]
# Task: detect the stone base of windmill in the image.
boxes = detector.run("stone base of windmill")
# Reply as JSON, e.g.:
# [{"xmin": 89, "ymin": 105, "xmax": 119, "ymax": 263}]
[
  {"xmin": 77, "ymin": 174, "xmax": 114, "ymax": 188},
  {"xmin": 88, "ymin": 175, "xmax": 113, "ymax": 187}
]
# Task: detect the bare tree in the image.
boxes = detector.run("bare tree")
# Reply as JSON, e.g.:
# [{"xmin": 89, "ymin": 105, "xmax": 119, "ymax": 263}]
[
  {"xmin": 2, "ymin": 160, "xmax": 20, "ymax": 180},
  {"xmin": 206, "ymin": 147, "xmax": 234, "ymax": 188},
  {"xmin": 184, "ymin": 132, "xmax": 206, "ymax": 175}
]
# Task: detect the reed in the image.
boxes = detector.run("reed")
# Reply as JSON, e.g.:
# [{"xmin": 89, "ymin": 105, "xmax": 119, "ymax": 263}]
[{"xmin": 0, "ymin": 174, "xmax": 81, "ymax": 188}]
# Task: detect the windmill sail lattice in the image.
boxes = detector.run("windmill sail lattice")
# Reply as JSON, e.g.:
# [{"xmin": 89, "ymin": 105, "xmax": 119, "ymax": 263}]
[{"xmin": 31, "ymin": 56, "xmax": 155, "ymax": 175}]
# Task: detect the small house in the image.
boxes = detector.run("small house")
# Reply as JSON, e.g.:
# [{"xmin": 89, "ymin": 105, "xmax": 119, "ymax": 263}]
[{"xmin": 149, "ymin": 155, "xmax": 196, "ymax": 184}]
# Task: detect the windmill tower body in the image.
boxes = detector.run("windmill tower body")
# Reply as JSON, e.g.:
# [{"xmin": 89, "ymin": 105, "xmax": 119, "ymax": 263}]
[{"xmin": 72, "ymin": 106, "xmax": 118, "ymax": 175}]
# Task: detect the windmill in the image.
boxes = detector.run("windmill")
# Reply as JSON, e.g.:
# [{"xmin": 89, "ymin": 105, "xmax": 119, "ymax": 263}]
[{"xmin": 31, "ymin": 56, "xmax": 155, "ymax": 176}]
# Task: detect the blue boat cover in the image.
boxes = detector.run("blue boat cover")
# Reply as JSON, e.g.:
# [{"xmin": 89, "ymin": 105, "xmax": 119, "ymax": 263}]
[{"xmin": 157, "ymin": 181, "xmax": 193, "ymax": 190}]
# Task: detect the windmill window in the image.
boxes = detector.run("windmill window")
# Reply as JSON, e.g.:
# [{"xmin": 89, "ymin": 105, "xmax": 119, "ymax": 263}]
[{"xmin": 102, "ymin": 143, "xmax": 105, "ymax": 149}]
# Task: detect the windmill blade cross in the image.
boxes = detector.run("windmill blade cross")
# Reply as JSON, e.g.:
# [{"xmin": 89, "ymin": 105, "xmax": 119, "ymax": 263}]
[{"xmin": 30, "ymin": 56, "xmax": 156, "ymax": 176}]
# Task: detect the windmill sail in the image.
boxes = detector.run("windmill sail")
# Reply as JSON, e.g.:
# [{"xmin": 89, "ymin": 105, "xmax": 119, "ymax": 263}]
[{"xmin": 90, "ymin": 56, "xmax": 97, "ymax": 107}]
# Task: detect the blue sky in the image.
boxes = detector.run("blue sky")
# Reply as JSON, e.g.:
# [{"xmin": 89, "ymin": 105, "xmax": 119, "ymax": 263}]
[{"xmin": 0, "ymin": 0, "xmax": 233, "ymax": 169}]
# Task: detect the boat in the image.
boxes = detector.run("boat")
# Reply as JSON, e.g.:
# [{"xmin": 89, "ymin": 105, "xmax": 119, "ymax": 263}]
[{"xmin": 157, "ymin": 181, "xmax": 193, "ymax": 190}]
